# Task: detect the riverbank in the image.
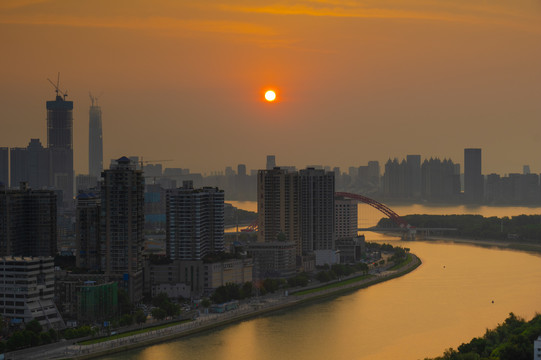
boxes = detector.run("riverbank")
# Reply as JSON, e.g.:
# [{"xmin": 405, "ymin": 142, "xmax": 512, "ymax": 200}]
[{"xmin": 26, "ymin": 254, "xmax": 421, "ymax": 360}]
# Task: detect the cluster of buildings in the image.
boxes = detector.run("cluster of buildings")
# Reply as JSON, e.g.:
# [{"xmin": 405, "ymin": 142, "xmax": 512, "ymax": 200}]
[
  {"xmin": 9, "ymin": 82, "xmax": 540, "ymax": 334},
  {"xmin": 250, "ymin": 163, "xmax": 363, "ymax": 279},
  {"xmin": 380, "ymin": 148, "xmax": 541, "ymax": 205}
]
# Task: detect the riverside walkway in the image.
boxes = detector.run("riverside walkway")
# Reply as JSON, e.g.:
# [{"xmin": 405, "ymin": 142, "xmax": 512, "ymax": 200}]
[{"xmin": 6, "ymin": 254, "xmax": 421, "ymax": 360}]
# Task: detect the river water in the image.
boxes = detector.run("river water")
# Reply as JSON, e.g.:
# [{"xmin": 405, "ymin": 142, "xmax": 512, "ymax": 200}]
[{"xmin": 104, "ymin": 203, "xmax": 541, "ymax": 360}]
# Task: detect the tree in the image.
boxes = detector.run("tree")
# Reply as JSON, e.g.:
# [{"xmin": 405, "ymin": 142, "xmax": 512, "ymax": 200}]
[
  {"xmin": 119, "ymin": 314, "xmax": 134, "ymax": 327},
  {"xmin": 39, "ymin": 331, "xmax": 52, "ymax": 344},
  {"xmin": 135, "ymin": 309, "xmax": 147, "ymax": 325},
  {"xmin": 48, "ymin": 328, "xmax": 58, "ymax": 342},
  {"xmin": 201, "ymin": 298, "xmax": 211, "ymax": 308},
  {"xmin": 25, "ymin": 319, "xmax": 43, "ymax": 335},
  {"xmin": 151, "ymin": 308, "xmax": 167, "ymax": 321},
  {"xmin": 118, "ymin": 288, "xmax": 133, "ymax": 315},
  {"xmin": 241, "ymin": 282, "xmax": 253, "ymax": 298}
]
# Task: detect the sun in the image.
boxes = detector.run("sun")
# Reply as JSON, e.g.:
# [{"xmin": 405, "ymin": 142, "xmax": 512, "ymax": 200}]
[{"xmin": 265, "ymin": 90, "xmax": 276, "ymax": 102}]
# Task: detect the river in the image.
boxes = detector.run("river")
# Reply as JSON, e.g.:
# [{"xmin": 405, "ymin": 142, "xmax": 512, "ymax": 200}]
[{"xmin": 103, "ymin": 203, "xmax": 541, "ymax": 360}]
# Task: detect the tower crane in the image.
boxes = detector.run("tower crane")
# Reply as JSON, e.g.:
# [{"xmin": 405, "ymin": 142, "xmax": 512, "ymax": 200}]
[{"xmin": 47, "ymin": 72, "xmax": 68, "ymax": 100}]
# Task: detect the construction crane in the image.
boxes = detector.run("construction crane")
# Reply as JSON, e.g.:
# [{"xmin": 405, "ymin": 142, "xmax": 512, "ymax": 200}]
[{"xmin": 47, "ymin": 72, "xmax": 68, "ymax": 100}]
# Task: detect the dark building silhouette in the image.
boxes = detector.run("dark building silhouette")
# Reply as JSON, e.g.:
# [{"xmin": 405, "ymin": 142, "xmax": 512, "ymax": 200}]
[
  {"xmin": 421, "ymin": 158, "xmax": 460, "ymax": 201},
  {"xmin": 257, "ymin": 168, "xmax": 300, "ymax": 249},
  {"xmin": 0, "ymin": 182, "xmax": 57, "ymax": 257},
  {"xmin": 406, "ymin": 155, "xmax": 421, "ymax": 198},
  {"xmin": 237, "ymin": 164, "xmax": 246, "ymax": 177},
  {"xmin": 76, "ymin": 191, "xmax": 101, "ymax": 271},
  {"xmin": 464, "ymin": 148, "xmax": 483, "ymax": 203},
  {"xmin": 10, "ymin": 139, "xmax": 51, "ymax": 190},
  {"xmin": 101, "ymin": 157, "xmax": 144, "ymax": 302},
  {"xmin": 299, "ymin": 168, "xmax": 335, "ymax": 253},
  {"xmin": 266, "ymin": 155, "xmax": 276, "ymax": 170},
  {"xmin": 166, "ymin": 181, "xmax": 224, "ymax": 261},
  {"xmin": 47, "ymin": 93, "xmax": 74, "ymax": 204},
  {"xmin": 383, "ymin": 158, "xmax": 405, "ymax": 198},
  {"xmin": 88, "ymin": 96, "xmax": 103, "ymax": 178},
  {"xmin": 0, "ymin": 147, "xmax": 8, "ymax": 186}
]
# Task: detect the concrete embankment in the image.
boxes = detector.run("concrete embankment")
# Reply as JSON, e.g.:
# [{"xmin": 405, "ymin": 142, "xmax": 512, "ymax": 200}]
[{"xmin": 25, "ymin": 254, "xmax": 421, "ymax": 360}]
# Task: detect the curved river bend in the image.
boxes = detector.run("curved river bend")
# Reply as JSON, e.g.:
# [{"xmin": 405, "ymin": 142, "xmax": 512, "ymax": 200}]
[{"xmin": 103, "ymin": 204, "xmax": 541, "ymax": 360}]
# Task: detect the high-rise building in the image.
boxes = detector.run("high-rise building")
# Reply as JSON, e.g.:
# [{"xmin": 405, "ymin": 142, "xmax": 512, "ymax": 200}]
[
  {"xmin": 0, "ymin": 147, "xmax": 8, "ymax": 186},
  {"xmin": 9, "ymin": 139, "xmax": 51, "ymax": 190},
  {"xmin": 335, "ymin": 196, "xmax": 358, "ymax": 239},
  {"xmin": 47, "ymin": 93, "xmax": 74, "ymax": 204},
  {"xmin": 237, "ymin": 164, "xmax": 247, "ymax": 177},
  {"xmin": 464, "ymin": 148, "xmax": 483, "ymax": 203},
  {"xmin": 383, "ymin": 158, "xmax": 405, "ymax": 198},
  {"xmin": 76, "ymin": 191, "xmax": 101, "ymax": 271},
  {"xmin": 166, "ymin": 181, "xmax": 224, "ymax": 261},
  {"xmin": 10, "ymin": 147, "xmax": 27, "ymax": 187},
  {"xmin": 145, "ymin": 184, "xmax": 167, "ymax": 229},
  {"xmin": 101, "ymin": 157, "xmax": 144, "ymax": 302},
  {"xmin": 89, "ymin": 96, "xmax": 103, "ymax": 178},
  {"xmin": 299, "ymin": 168, "xmax": 335, "ymax": 253},
  {"xmin": 406, "ymin": 155, "xmax": 421, "ymax": 198},
  {"xmin": 0, "ymin": 182, "xmax": 57, "ymax": 257},
  {"xmin": 257, "ymin": 168, "xmax": 301, "ymax": 251},
  {"xmin": 421, "ymin": 158, "xmax": 460, "ymax": 201},
  {"xmin": 266, "ymin": 155, "xmax": 276, "ymax": 170},
  {"xmin": 76, "ymin": 174, "xmax": 98, "ymax": 193}
]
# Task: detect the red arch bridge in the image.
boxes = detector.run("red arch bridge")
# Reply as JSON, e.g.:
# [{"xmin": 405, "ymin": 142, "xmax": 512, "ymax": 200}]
[
  {"xmin": 242, "ymin": 192, "xmax": 412, "ymax": 233},
  {"xmin": 240, "ymin": 193, "xmax": 456, "ymax": 239}
]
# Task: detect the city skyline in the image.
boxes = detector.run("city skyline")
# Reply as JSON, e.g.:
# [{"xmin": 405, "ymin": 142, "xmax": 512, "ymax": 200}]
[{"xmin": 1, "ymin": 1, "xmax": 540, "ymax": 175}]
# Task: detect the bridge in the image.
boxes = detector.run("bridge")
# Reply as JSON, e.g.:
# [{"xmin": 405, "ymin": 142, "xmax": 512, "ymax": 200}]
[{"xmin": 240, "ymin": 192, "xmax": 456, "ymax": 240}]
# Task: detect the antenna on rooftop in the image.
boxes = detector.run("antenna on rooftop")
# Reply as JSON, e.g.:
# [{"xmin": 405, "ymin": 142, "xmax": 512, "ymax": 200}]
[
  {"xmin": 89, "ymin": 91, "xmax": 103, "ymax": 107},
  {"xmin": 47, "ymin": 72, "xmax": 68, "ymax": 100}
]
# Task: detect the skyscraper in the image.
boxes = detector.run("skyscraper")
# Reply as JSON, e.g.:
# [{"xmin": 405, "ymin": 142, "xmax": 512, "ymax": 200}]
[
  {"xmin": 335, "ymin": 196, "xmax": 358, "ymax": 240},
  {"xmin": 76, "ymin": 191, "xmax": 101, "ymax": 271},
  {"xmin": 101, "ymin": 157, "xmax": 144, "ymax": 302},
  {"xmin": 0, "ymin": 147, "xmax": 8, "ymax": 186},
  {"xmin": 9, "ymin": 139, "xmax": 51, "ymax": 191},
  {"xmin": 88, "ymin": 95, "xmax": 103, "ymax": 178},
  {"xmin": 405, "ymin": 155, "xmax": 421, "ymax": 198},
  {"xmin": 257, "ymin": 168, "xmax": 301, "ymax": 252},
  {"xmin": 266, "ymin": 155, "xmax": 276, "ymax": 170},
  {"xmin": 166, "ymin": 181, "xmax": 224, "ymax": 261},
  {"xmin": 299, "ymin": 168, "xmax": 335, "ymax": 253},
  {"xmin": 464, "ymin": 148, "xmax": 483, "ymax": 203},
  {"xmin": 47, "ymin": 92, "xmax": 74, "ymax": 204},
  {"xmin": 0, "ymin": 182, "xmax": 57, "ymax": 257}
]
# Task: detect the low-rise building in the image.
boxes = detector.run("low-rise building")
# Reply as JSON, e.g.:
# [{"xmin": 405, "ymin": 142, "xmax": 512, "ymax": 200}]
[
  {"xmin": 145, "ymin": 257, "xmax": 253, "ymax": 298},
  {"xmin": 77, "ymin": 281, "xmax": 118, "ymax": 324},
  {"xmin": 0, "ymin": 256, "xmax": 64, "ymax": 329},
  {"xmin": 335, "ymin": 235, "xmax": 366, "ymax": 264},
  {"xmin": 248, "ymin": 241, "xmax": 296, "ymax": 280},
  {"xmin": 204, "ymin": 258, "xmax": 253, "ymax": 293}
]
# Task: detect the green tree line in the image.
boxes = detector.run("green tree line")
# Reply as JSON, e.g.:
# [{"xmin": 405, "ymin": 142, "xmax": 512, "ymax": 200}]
[
  {"xmin": 378, "ymin": 214, "xmax": 541, "ymax": 242},
  {"xmin": 425, "ymin": 313, "xmax": 541, "ymax": 360}
]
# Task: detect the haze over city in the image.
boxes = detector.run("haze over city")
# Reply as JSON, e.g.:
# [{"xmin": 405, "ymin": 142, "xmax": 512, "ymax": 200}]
[{"xmin": 1, "ymin": 0, "xmax": 541, "ymax": 175}]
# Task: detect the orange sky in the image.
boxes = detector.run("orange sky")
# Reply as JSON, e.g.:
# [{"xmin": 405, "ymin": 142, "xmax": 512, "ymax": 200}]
[{"xmin": 1, "ymin": 0, "xmax": 541, "ymax": 175}]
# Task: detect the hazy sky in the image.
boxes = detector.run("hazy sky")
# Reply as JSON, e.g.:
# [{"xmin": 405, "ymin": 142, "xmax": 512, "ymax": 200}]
[{"xmin": 1, "ymin": 0, "xmax": 541, "ymax": 175}]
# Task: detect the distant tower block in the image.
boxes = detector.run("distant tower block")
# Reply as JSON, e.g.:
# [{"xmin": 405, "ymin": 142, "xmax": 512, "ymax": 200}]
[
  {"xmin": 523, "ymin": 165, "xmax": 531, "ymax": 175},
  {"xmin": 89, "ymin": 93, "xmax": 103, "ymax": 178},
  {"xmin": 266, "ymin": 155, "xmax": 276, "ymax": 170},
  {"xmin": 47, "ymin": 73, "xmax": 74, "ymax": 203},
  {"xmin": 464, "ymin": 148, "xmax": 483, "ymax": 204}
]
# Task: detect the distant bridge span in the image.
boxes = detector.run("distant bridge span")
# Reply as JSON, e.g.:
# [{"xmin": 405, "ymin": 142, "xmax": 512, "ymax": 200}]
[
  {"xmin": 335, "ymin": 192, "xmax": 411, "ymax": 229},
  {"xmin": 241, "ymin": 192, "xmax": 411, "ymax": 233}
]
